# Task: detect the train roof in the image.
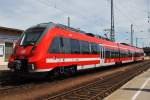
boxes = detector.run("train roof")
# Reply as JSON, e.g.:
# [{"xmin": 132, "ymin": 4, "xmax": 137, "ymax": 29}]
[
  {"xmin": 37, "ymin": 22, "xmax": 143, "ymax": 52},
  {"xmin": 120, "ymin": 43, "xmax": 142, "ymax": 49},
  {"xmin": 37, "ymin": 22, "xmax": 113, "ymax": 42},
  {"xmin": 56, "ymin": 24, "xmax": 113, "ymax": 41}
]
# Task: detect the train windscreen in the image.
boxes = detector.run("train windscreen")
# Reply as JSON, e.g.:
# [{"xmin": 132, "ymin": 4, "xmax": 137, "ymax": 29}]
[{"xmin": 20, "ymin": 27, "xmax": 46, "ymax": 46}]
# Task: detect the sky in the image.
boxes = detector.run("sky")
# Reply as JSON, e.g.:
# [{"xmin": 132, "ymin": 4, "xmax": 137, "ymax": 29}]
[{"xmin": 0, "ymin": 0, "xmax": 150, "ymax": 47}]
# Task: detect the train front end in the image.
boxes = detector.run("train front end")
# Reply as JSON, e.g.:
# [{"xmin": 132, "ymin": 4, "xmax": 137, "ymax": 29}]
[{"xmin": 8, "ymin": 23, "xmax": 52, "ymax": 73}]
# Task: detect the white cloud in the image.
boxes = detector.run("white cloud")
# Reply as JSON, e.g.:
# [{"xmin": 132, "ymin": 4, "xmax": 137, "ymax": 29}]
[{"xmin": 0, "ymin": 0, "xmax": 149, "ymax": 47}]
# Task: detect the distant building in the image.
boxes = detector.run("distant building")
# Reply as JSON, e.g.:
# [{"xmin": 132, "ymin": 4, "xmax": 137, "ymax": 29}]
[{"xmin": 0, "ymin": 26, "xmax": 23, "ymax": 65}]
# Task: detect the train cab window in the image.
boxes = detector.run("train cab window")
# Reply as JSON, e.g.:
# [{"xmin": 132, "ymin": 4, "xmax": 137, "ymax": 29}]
[
  {"xmin": 20, "ymin": 27, "xmax": 46, "ymax": 46},
  {"xmin": 70, "ymin": 39, "xmax": 80, "ymax": 54},
  {"xmin": 48, "ymin": 36, "xmax": 61, "ymax": 53},
  {"xmin": 80, "ymin": 41, "xmax": 90, "ymax": 54}
]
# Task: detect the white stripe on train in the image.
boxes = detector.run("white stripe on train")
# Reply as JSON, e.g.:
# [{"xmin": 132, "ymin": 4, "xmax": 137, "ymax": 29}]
[
  {"xmin": 77, "ymin": 62, "xmax": 116, "ymax": 70},
  {"xmin": 33, "ymin": 58, "xmax": 138, "ymax": 72},
  {"xmin": 46, "ymin": 58, "xmax": 100, "ymax": 63}
]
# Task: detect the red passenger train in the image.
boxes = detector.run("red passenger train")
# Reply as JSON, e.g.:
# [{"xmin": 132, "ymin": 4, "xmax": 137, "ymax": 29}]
[{"xmin": 8, "ymin": 22, "xmax": 144, "ymax": 75}]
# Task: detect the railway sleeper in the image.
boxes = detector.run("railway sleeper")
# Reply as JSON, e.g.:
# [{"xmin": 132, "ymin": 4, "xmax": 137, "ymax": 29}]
[
  {"xmin": 63, "ymin": 94, "xmax": 91, "ymax": 100},
  {"xmin": 74, "ymin": 90, "xmax": 98, "ymax": 96},
  {"xmin": 77, "ymin": 88, "xmax": 102, "ymax": 93}
]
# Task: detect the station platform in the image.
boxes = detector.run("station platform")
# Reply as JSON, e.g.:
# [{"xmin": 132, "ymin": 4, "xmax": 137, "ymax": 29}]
[
  {"xmin": 105, "ymin": 68, "xmax": 150, "ymax": 100},
  {"xmin": 0, "ymin": 65, "xmax": 9, "ymax": 71}
]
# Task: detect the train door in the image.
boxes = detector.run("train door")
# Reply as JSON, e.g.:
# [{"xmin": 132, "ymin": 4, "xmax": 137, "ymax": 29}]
[{"xmin": 100, "ymin": 44, "xmax": 105, "ymax": 65}]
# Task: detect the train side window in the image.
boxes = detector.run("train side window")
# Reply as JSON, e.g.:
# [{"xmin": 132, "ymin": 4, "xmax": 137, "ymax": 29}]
[
  {"xmin": 122, "ymin": 51, "xmax": 124, "ymax": 58},
  {"xmin": 120, "ymin": 50, "xmax": 121, "ymax": 58},
  {"xmin": 109, "ymin": 49, "xmax": 112, "ymax": 58},
  {"xmin": 112, "ymin": 50, "xmax": 115, "ymax": 58},
  {"xmin": 117, "ymin": 50, "xmax": 119, "ymax": 57},
  {"xmin": 70, "ymin": 39, "xmax": 80, "ymax": 54},
  {"xmin": 91, "ymin": 43, "xmax": 99, "ymax": 54},
  {"xmin": 48, "ymin": 36, "xmax": 61, "ymax": 53},
  {"xmin": 97, "ymin": 44, "xmax": 100, "ymax": 54},
  {"xmin": 111, "ymin": 49, "xmax": 115, "ymax": 58},
  {"xmin": 114, "ymin": 50, "xmax": 117, "ymax": 58},
  {"xmin": 128, "ymin": 50, "xmax": 130, "ymax": 57},
  {"xmin": 105, "ymin": 48, "xmax": 110, "ymax": 58},
  {"xmin": 121, "ymin": 51, "xmax": 123, "ymax": 58},
  {"xmin": 115, "ymin": 50, "xmax": 119, "ymax": 58},
  {"xmin": 80, "ymin": 41, "xmax": 90, "ymax": 54},
  {"xmin": 61, "ymin": 37, "xmax": 71, "ymax": 53},
  {"xmin": 111, "ymin": 49, "xmax": 114, "ymax": 58},
  {"xmin": 114, "ymin": 50, "xmax": 116, "ymax": 58}
]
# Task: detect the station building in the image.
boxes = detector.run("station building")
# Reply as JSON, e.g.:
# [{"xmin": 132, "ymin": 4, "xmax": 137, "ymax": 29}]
[{"xmin": 0, "ymin": 26, "xmax": 23, "ymax": 65}]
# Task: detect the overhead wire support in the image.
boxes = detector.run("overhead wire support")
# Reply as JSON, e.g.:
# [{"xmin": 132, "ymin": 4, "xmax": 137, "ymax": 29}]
[
  {"xmin": 67, "ymin": 16, "xmax": 70, "ymax": 27},
  {"xmin": 110, "ymin": 0, "xmax": 115, "ymax": 42},
  {"xmin": 110, "ymin": 0, "xmax": 141, "ymax": 32},
  {"xmin": 148, "ymin": 0, "xmax": 150, "ymax": 23},
  {"xmin": 131, "ymin": 24, "xmax": 134, "ymax": 46}
]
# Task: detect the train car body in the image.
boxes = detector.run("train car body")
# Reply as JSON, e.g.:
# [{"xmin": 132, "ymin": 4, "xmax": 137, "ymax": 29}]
[{"xmin": 8, "ymin": 22, "xmax": 144, "ymax": 74}]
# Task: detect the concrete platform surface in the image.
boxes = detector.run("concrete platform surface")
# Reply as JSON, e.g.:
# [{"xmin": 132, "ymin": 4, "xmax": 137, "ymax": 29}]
[
  {"xmin": 105, "ymin": 68, "xmax": 150, "ymax": 100},
  {"xmin": 0, "ymin": 65, "xmax": 9, "ymax": 71}
]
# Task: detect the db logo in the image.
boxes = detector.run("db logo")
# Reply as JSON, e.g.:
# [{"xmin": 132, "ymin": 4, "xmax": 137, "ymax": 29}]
[{"xmin": 21, "ymin": 50, "xmax": 26, "ymax": 54}]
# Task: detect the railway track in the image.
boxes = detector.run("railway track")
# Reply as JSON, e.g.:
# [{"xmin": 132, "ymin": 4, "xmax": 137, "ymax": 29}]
[
  {"xmin": 0, "ymin": 73, "xmax": 29, "ymax": 93},
  {"xmin": 0, "ymin": 64, "xmax": 123, "ymax": 94},
  {"xmin": 0, "ymin": 72, "xmax": 48, "ymax": 94},
  {"xmin": 46, "ymin": 61, "xmax": 150, "ymax": 100},
  {"xmin": 0, "ymin": 61, "xmax": 149, "ymax": 99}
]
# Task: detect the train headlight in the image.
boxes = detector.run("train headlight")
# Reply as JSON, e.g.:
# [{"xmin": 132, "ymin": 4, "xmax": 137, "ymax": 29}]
[
  {"xmin": 28, "ymin": 64, "xmax": 35, "ymax": 71},
  {"xmin": 31, "ymin": 64, "xmax": 35, "ymax": 70}
]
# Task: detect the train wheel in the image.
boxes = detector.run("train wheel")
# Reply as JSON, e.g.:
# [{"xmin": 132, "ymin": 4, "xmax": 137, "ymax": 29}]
[
  {"xmin": 69, "ymin": 65, "xmax": 77, "ymax": 75},
  {"xmin": 48, "ymin": 66, "xmax": 77, "ymax": 79},
  {"xmin": 48, "ymin": 67, "xmax": 61, "ymax": 79},
  {"xmin": 115, "ymin": 62, "xmax": 122, "ymax": 67},
  {"xmin": 62, "ymin": 66, "xmax": 77, "ymax": 77}
]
